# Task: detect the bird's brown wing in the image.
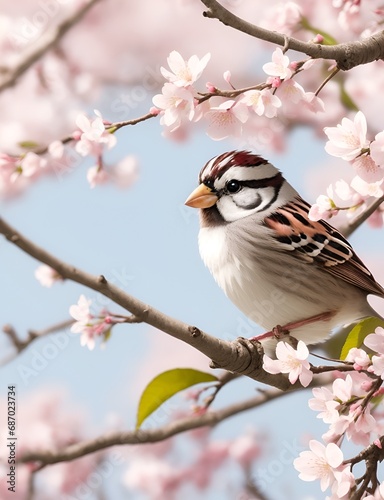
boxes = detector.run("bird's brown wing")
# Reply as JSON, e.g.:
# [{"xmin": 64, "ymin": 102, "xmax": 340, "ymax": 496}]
[{"xmin": 264, "ymin": 196, "xmax": 384, "ymax": 298}]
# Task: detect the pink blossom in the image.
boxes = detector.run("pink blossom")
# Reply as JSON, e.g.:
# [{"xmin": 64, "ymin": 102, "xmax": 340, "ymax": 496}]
[
  {"xmin": 369, "ymin": 355, "xmax": 384, "ymax": 379},
  {"xmin": 332, "ymin": 374, "xmax": 353, "ymax": 402},
  {"xmin": 160, "ymin": 50, "xmax": 211, "ymax": 87},
  {"xmin": 228, "ymin": 433, "xmax": 261, "ymax": 466},
  {"xmin": 110, "ymin": 155, "xmax": 139, "ymax": 188},
  {"xmin": 309, "ymin": 387, "xmax": 340, "ymax": 424},
  {"xmin": 263, "ymin": 48, "xmax": 293, "ymax": 79},
  {"xmin": 86, "ymin": 165, "xmax": 108, "ymax": 188},
  {"xmin": 70, "ymin": 294, "xmax": 92, "ymax": 326},
  {"xmin": 48, "ymin": 140, "xmax": 64, "ymax": 158},
  {"xmin": 19, "ymin": 152, "xmax": 47, "ymax": 178},
  {"xmin": 240, "ymin": 89, "xmax": 281, "ymax": 118},
  {"xmin": 75, "ymin": 110, "xmax": 117, "ymax": 157},
  {"xmin": 302, "ymin": 92, "xmax": 325, "ymax": 113},
  {"xmin": 223, "ymin": 70, "xmax": 231, "ymax": 84},
  {"xmin": 278, "ymin": 79, "xmax": 306, "ymax": 105},
  {"xmin": 334, "ymin": 179, "xmax": 355, "ymax": 201},
  {"xmin": 263, "ymin": 340, "xmax": 313, "ymax": 387},
  {"xmin": 324, "ymin": 111, "xmax": 369, "ymax": 161},
  {"xmin": 332, "ymin": 466, "xmax": 355, "ymax": 498},
  {"xmin": 352, "ymin": 154, "xmax": 383, "ymax": 183},
  {"xmin": 205, "ymin": 100, "xmax": 248, "ymax": 140},
  {"xmin": 350, "ymin": 175, "xmax": 383, "ymax": 198},
  {"xmin": 370, "ymin": 130, "xmax": 384, "ymax": 166},
  {"xmin": 308, "ymin": 187, "xmax": 336, "ymax": 221},
  {"xmin": 364, "ymin": 326, "xmax": 384, "ymax": 354},
  {"xmin": 345, "ymin": 347, "xmax": 371, "ymax": 370},
  {"xmin": 34, "ymin": 265, "xmax": 63, "ymax": 287},
  {"xmin": 152, "ymin": 83, "xmax": 195, "ymax": 131},
  {"xmin": 293, "ymin": 440, "xmax": 343, "ymax": 492},
  {"xmin": 261, "ymin": 2, "xmax": 302, "ymax": 33}
]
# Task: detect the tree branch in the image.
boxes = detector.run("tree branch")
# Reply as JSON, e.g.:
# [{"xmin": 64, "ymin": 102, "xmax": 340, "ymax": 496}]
[
  {"xmin": 0, "ymin": 0, "xmax": 102, "ymax": 93},
  {"xmin": 341, "ymin": 195, "xmax": 384, "ymax": 238},
  {"xmin": 200, "ymin": 0, "xmax": 384, "ymax": 70},
  {"xmin": 1, "ymin": 319, "xmax": 74, "ymax": 365},
  {"xmin": 0, "ymin": 216, "xmax": 291, "ymax": 390},
  {"xmin": 20, "ymin": 388, "xmax": 288, "ymax": 466}
]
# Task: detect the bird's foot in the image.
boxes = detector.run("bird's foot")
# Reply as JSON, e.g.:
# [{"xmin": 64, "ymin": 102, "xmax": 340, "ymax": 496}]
[{"xmin": 249, "ymin": 311, "xmax": 336, "ymax": 343}]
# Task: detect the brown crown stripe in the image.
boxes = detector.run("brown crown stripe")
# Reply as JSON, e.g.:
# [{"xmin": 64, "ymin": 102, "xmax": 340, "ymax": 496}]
[{"xmin": 199, "ymin": 150, "xmax": 269, "ymax": 183}]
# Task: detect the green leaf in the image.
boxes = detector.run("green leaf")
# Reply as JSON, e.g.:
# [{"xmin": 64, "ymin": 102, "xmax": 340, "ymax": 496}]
[
  {"xmin": 136, "ymin": 368, "xmax": 218, "ymax": 429},
  {"xmin": 340, "ymin": 317, "xmax": 384, "ymax": 360},
  {"xmin": 18, "ymin": 141, "xmax": 40, "ymax": 149},
  {"xmin": 340, "ymin": 85, "xmax": 359, "ymax": 111}
]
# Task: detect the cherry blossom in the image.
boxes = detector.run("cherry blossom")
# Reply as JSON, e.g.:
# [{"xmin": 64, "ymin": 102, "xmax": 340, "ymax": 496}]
[
  {"xmin": 308, "ymin": 186, "xmax": 336, "ymax": 221},
  {"xmin": 324, "ymin": 111, "xmax": 369, "ymax": 161},
  {"xmin": 75, "ymin": 110, "xmax": 117, "ymax": 157},
  {"xmin": 278, "ymin": 78, "xmax": 306, "ymax": 106},
  {"xmin": 263, "ymin": 48, "xmax": 293, "ymax": 80},
  {"xmin": 293, "ymin": 440, "xmax": 344, "ymax": 492},
  {"xmin": 19, "ymin": 152, "xmax": 47, "ymax": 178},
  {"xmin": 160, "ymin": 50, "xmax": 211, "ymax": 87},
  {"xmin": 34, "ymin": 265, "xmax": 63, "ymax": 287},
  {"xmin": 370, "ymin": 130, "xmax": 384, "ymax": 166},
  {"xmin": 352, "ymin": 153, "xmax": 383, "ymax": 182},
  {"xmin": 261, "ymin": 2, "xmax": 302, "ymax": 33},
  {"xmin": 345, "ymin": 347, "xmax": 371, "ymax": 370},
  {"xmin": 240, "ymin": 88, "xmax": 282, "ymax": 118},
  {"xmin": 309, "ymin": 387, "xmax": 340, "ymax": 424},
  {"xmin": 205, "ymin": 100, "xmax": 248, "ymax": 140},
  {"xmin": 152, "ymin": 83, "xmax": 195, "ymax": 132},
  {"xmin": 87, "ymin": 165, "xmax": 109, "ymax": 188},
  {"xmin": 69, "ymin": 295, "xmax": 111, "ymax": 350},
  {"xmin": 364, "ymin": 327, "xmax": 384, "ymax": 355},
  {"xmin": 110, "ymin": 155, "xmax": 139, "ymax": 188},
  {"xmin": 263, "ymin": 340, "xmax": 313, "ymax": 387},
  {"xmin": 350, "ymin": 175, "xmax": 383, "ymax": 198}
]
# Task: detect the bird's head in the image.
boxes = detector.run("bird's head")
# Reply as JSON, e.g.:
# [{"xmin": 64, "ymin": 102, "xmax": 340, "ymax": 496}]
[{"xmin": 185, "ymin": 151, "xmax": 285, "ymax": 223}]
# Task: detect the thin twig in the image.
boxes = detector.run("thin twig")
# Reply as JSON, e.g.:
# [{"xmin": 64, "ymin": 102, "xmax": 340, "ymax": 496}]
[{"xmin": 1, "ymin": 319, "xmax": 74, "ymax": 366}]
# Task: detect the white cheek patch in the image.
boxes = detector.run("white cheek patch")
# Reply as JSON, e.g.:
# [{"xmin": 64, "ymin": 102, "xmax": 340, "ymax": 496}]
[{"xmin": 217, "ymin": 186, "xmax": 276, "ymax": 222}]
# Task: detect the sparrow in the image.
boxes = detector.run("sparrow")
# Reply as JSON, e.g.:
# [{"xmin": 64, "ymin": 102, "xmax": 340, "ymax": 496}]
[{"xmin": 185, "ymin": 150, "xmax": 384, "ymax": 354}]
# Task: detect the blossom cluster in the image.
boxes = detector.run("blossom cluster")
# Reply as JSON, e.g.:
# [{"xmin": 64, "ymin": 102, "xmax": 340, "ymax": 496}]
[
  {"xmin": 152, "ymin": 49, "xmax": 324, "ymax": 143},
  {"xmin": 263, "ymin": 327, "xmax": 384, "ymax": 498},
  {"xmin": 0, "ymin": 109, "xmax": 138, "ymax": 195},
  {"xmin": 309, "ymin": 111, "xmax": 384, "ymax": 224},
  {"xmin": 69, "ymin": 294, "xmax": 128, "ymax": 350}
]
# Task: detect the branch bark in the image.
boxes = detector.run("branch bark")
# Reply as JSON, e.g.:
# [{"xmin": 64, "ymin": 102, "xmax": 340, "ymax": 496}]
[
  {"xmin": 20, "ymin": 388, "xmax": 287, "ymax": 466},
  {"xmin": 0, "ymin": 216, "xmax": 291, "ymax": 390},
  {"xmin": 0, "ymin": 0, "xmax": 102, "ymax": 93},
  {"xmin": 341, "ymin": 195, "xmax": 384, "ymax": 238},
  {"xmin": 200, "ymin": 0, "xmax": 384, "ymax": 70}
]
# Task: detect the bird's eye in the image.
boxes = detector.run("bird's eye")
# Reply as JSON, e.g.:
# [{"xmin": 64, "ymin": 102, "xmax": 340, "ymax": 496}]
[{"xmin": 226, "ymin": 180, "xmax": 241, "ymax": 193}]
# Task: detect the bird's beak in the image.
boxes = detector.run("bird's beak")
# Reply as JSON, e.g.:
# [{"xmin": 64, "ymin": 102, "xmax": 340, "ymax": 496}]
[{"xmin": 185, "ymin": 184, "xmax": 218, "ymax": 208}]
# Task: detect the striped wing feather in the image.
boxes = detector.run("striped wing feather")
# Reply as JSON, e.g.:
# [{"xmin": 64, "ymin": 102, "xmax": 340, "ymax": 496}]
[{"xmin": 264, "ymin": 197, "xmax": 384, "ymax": 298}]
